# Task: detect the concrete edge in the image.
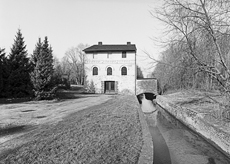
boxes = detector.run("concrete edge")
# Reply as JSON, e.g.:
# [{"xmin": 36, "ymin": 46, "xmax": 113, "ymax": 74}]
[
  {"xmin": 156, "ymin": 95, "xmax": 230, "ymax": 159},
  {"xmin": 133, "ymin": 97, "xmax": 154, "ymax": 164}
]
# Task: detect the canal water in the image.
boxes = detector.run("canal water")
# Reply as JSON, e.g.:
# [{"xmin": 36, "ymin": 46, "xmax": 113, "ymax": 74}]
[{"xmin": 140, "ymin": 95, "xmax": 230, "ymax": 164}]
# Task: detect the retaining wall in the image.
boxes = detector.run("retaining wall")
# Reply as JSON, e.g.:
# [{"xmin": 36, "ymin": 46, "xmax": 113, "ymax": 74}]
[
  {"xmin": 156, "ymin": 95, "xmax": 230, "ymax": 158},
  {"xmin": 130, "ymin": 96, "xmax": 153, "ymax": 164}
]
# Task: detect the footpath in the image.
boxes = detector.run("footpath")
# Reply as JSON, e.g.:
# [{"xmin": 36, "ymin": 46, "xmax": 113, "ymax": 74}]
[{"xmin": 156, "ymin": 91, "xmax": 230, "ymax": 158}]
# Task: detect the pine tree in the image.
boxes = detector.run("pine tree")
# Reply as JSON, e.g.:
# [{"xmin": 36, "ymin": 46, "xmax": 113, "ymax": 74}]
[
  {"xmin": 31, "ymin": 38, "xmax": 42, "ymax": 68},
  {"xmin": 0, "ymin": 48, "xmax": 5, "ymax": 91},
  {"xmin": 7, "ymin": 29, "xmax": 32, "ymax": 97},
  {"xmin": 31, "ymin": 36, "xmax": 56, "ymax": 100},
  {"xmin": 0, "ymin": 48, "xmax": 7, "ymax": 97},
  {"xmin": 30, "ymin": 37, "xmax": 42, "ymax": 90},
  {"xmin": 0, "ymin": 48, "xmax": 10, "ymax": 98}
]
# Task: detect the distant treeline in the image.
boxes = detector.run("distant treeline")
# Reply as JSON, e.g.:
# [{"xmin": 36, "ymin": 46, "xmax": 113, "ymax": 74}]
[{"xmin": 152, "ymin": 0, "xmax": 230, "ymax": 96}]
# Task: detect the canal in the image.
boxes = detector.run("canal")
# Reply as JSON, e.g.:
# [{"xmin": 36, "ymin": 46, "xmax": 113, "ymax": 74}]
[{"xmin": 140, "ymin": 94, "xmax": 230, "ymax": 164}]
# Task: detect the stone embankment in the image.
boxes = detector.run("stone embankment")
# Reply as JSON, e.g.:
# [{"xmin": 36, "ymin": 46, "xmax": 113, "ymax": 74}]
[
  {"xmin": 156, "ymin": 93, "xmax": 230, "ymax": 158},
  {"xmin": 134, "ymin": 95, "xmax": 154, "ymax": 164}
]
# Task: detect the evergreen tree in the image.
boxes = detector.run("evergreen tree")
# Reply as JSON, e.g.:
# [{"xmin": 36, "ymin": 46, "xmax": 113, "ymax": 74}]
[
  {"xmin": 7, "ymin": 29, "xmax": 32, "ymax": 97},
  {"xmin": 30, "ymin": 38, "xmax": 42, "ymax": 90},
  {"xmin": 0, "ymin": 48, "xmax": 5, "ymax": 91},
  {"xmin": 0, "ymin": 48, "xmax": 7, "ymax": 97},
  {"xmin": 0, "ymin": 48, "xmax": 10, "ymax": 98},
  {"xmin": 31, "ymin": 36, "xmax": 56, "ymax": 100},
  {"xmin": 31, "ymin": 38, "xmax": 42, "ymax": 68}
]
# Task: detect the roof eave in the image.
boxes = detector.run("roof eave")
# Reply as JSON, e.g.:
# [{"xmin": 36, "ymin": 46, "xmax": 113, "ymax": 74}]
[{"xmin": 84, "ymin": 49, "xmax": 136, "ymax": 53}]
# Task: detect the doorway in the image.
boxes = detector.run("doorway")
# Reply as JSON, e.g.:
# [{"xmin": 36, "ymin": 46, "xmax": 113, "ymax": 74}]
[{"xmin": 104, "ymin": 81, "xmax": 115, "ymax": 94}]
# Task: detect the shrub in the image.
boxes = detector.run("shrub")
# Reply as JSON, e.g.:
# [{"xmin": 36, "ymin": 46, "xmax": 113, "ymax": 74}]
[{"xmin": 84, "ymin": 80, "xmax": 96, "ymax": 93}]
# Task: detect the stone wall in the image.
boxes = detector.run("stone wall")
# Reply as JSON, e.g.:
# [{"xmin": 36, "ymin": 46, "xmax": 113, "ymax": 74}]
[
  {"xmin": 136, "ymin": 78, "xmax": 158, "ymax": 95},
  {"xmin": 130, "ymin": 96, "xmax": 153, "ymax": 164},
  {"xmin": 157, "ymin": 95, "xmax": 230, "ymax": 158}
]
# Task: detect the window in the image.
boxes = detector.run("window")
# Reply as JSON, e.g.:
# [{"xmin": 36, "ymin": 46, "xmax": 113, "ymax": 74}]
[
  {"xmin": 93, "ymin": 53, "xmax": 97, "ymax": 59},
  {"xmin": 107, "ymin": 52, "xmax": 112, "ymax": 58},
  {"xmin": 121, "ymin": 67, "xmax": 127, "ymax": 75},
  {"xmin": 122, "ymin": 52, "xmax": 126, "ymax": 58},
  {"xmin": 93, "ymin": 67, "xmax": 98, "ymax": 75},
  {"xmin": 107, "ymin": 67, "xmax": 112, "ymax": 75}
]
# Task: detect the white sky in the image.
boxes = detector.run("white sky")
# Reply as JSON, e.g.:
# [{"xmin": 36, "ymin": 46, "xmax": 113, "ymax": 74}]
[{"xmin": 0, "ymin": 0, "xmax": 165, "ymax": 76}]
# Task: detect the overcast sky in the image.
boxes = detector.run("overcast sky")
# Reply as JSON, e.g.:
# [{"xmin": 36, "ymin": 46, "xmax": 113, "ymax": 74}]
[{"xmin": 0, "ymin": 0, "xmax": 165, "ymax": 76}]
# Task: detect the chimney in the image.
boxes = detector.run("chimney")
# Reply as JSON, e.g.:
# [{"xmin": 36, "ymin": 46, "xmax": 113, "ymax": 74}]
[
  {"xmin": 98, "ymin": 42, "xmax": 102, "ymax": 45},
  {"xmin": 127, "ymin": 42, "xmax": 131, "ymax": 45}
]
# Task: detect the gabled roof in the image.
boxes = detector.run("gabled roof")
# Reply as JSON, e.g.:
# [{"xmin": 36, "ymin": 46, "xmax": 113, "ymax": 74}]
[{"xmin": 83, "ymin": 44, "xmax": 136, "ymax": 53}]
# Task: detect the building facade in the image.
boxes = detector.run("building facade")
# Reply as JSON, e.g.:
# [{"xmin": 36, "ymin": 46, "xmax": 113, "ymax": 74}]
[{"xmin": 83, "ymin": 42, "xmax": 136, "ymax": 94}]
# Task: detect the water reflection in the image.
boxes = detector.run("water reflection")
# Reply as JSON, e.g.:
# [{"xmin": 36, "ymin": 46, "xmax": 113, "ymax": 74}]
[{"xmin": 145, "ymin": 111, "xmax": 171, "ymax": 164}]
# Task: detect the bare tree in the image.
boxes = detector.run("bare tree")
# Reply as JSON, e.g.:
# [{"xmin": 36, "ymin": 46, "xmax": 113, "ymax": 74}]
[
  {"xmin": 137, "ymin": 65, "xmax": 144, "ymax": 79},
  {"xmin": 152, "ymin": 0, "xmax": 230, "ymax": 96},
  {"xmin": 62, "ymin": 44, "xmax": 89, "ymax": 85},
  {"xmin": 53, "ymin": 56, "xmax": 63, "ymax": 82}
]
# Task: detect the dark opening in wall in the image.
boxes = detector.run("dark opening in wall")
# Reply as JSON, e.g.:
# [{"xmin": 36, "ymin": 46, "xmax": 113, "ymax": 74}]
[
  {"xmin": 145, "ymin": 92, "xmax": 157, "ymax": 100},
  {"xmin": 136, "ymin": 92, "xmax": 157, "ymax": 104}
]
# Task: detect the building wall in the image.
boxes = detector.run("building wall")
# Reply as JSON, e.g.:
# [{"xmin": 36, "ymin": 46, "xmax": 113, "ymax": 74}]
[{"xmin": 84, "ymin": 51, "xmax": 136, "ymax": 94}]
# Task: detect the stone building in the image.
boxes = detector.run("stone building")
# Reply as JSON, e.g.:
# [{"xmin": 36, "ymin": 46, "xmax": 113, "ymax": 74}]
[{"xmin": 83, "ymin": 42, "xmax": 137, "ymax": 94}]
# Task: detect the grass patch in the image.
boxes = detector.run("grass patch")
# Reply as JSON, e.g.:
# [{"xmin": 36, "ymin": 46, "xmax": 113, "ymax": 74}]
[
  {"xmin": 56, "ymin": 90, "xmax": 98, "ymax": 100},
  {"xmin": 0, "ymin": 96, "xmax": 143, "ymax": 163},
  {"xmin": 165, "ymin": 90, "xmax": 230, "ymax": 128},
  {"xmin": 0, "ymin": 97, "xmax": 32, "ymax": 104}
]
